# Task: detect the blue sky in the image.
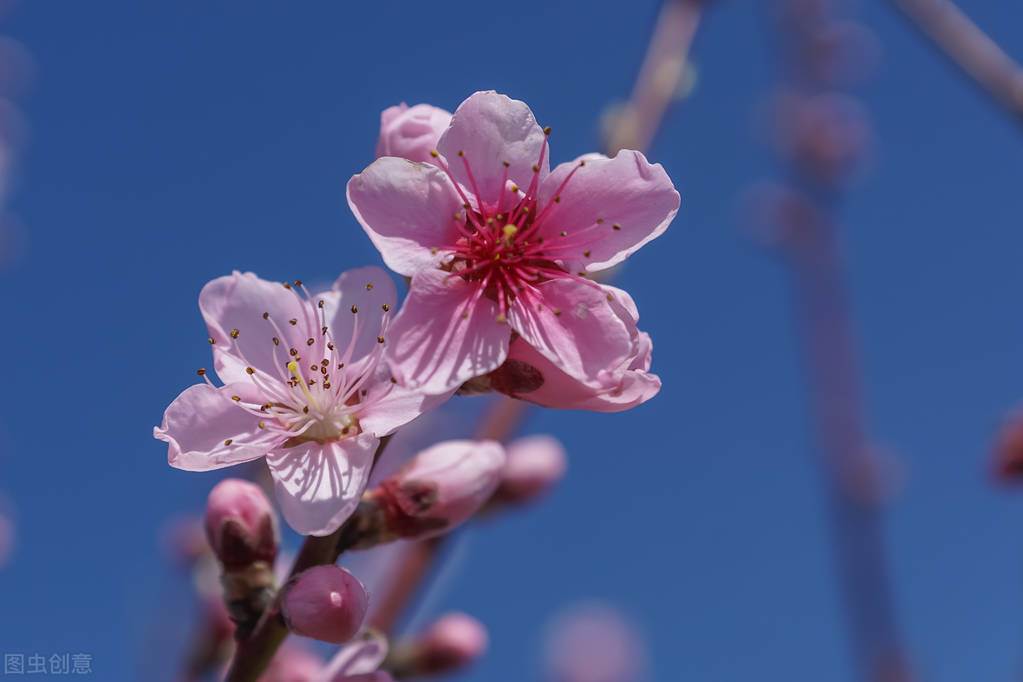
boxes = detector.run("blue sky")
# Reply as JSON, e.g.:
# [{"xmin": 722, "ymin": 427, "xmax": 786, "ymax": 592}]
[{"xmin": 1, "ymin": 1, "xmax": 1022, "ymax": 680}]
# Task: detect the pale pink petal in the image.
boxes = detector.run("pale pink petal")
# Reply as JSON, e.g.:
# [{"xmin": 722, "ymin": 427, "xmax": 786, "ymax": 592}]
[
  {"xmin": 267, "ymin": 435, "xmax": 378, "ymax": 536},
  {"xmin": 376, "ymin": 102, "xmax": 452, "ymax": 164},
  {"xmin": 535, "ymin": 150, "xmax": 680, "ymax": 274},
  {"xmin": 437, "ymin": 91, "xmax": 549, "ymax": 210},
  {"xmin": 317, "ymin": 630, "xmax": 389, "ymax": 681},
  {"xmin": 386, "ymin": 269, "xmax": 510, "ymax": 395},
  {"xmin": 508, "ymin": 278, "xmax": 632, "ymax": 387},
  {"xmin": 504, "ymin": 338, "xmax": 661, "ymax": 412},
  {"xmin": 155, "ymin": 383, "xmax": 276, "ymax": 471},
  {"xmin": 200, "ymin": 271, "xmax": 312, "ymax": 383},
  {"xmin": 347, "ymin": 158, "xmax": 463, "ymax": 277},
  {"xmin": 322, "ymin": 266, "xmax": 397, "ymax": 375},
  {"xmin": 357, "ymin": 376, "xmax": 454, "ymax": 438}
]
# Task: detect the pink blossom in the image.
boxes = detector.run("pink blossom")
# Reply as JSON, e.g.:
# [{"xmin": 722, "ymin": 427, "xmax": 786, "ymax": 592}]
[
  {"xmin": 376, "ymin": 103, "xmax": 452, "ymax": 164},
  {"xmin": 348, "ymin": 91, "xmax": 679, "ymax": 398},
  {"xmin": 154, "ymin": 267, "xmax": 446, "ymax": 536}
]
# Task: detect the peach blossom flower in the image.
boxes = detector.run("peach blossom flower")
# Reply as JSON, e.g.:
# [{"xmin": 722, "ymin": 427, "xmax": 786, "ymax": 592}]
[{"xmin": 348, "ymin": 91, "xmax": 679, "ymax": 399}]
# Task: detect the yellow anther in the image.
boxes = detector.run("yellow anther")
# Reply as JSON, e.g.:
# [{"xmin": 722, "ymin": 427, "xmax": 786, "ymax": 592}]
[
  {"xmin": 287, "ymin": 360, "xmax": 318, "ymax": 408},
  {"xmin": 502, "ymin": 224, "xmax": 518, "ymax": 242}
]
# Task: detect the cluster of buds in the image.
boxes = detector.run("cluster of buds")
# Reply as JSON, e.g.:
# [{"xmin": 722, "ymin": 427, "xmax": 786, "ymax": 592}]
[{"xmin": 204, "ymin": 479, "xmax": 279, "ymax": 638}]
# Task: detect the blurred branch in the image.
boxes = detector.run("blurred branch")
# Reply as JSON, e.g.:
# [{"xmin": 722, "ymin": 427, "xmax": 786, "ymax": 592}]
[
  {"xmin": 765, "ymin": 3, "xmax": 914, "ymax": 681},
  {"xmin": 604, "ymin": 0, "xmax": 706, "ymax": 154},
  {"xmin": 887, "ymin": 0, "xmax": 1023, "ymax": 126}
]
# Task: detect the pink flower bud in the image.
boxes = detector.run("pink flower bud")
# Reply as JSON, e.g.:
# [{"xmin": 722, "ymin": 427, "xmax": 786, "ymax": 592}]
[
  {"xmin": 204, "ymin": 479, "xmax": 278, "ymax": 570},
  {"xmin": 281, "ymin": 565, "xmax": 369, "ymax": 644},
  {"xmin": 259, "ymin": 641, "xmax": 324, "ymax": 682},
  {"xmin": 376, "ymin": 440, "xmax": 505, "ymax": 539},
  {"xmin": 415, "ymin": 612, "xmax": 488, "ymax": 675},
  {"xmin": 375, "ymin": 103, "xmax": 452, "ymax": 163},
  {"xmin": 493, "ymin": 435, "xmax": 567, "ymax": 505}
]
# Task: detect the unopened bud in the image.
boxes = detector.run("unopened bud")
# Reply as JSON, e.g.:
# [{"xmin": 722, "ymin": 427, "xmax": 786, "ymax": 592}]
[
  {"xmin": 376, "ymin": 103, "xmax": 452, "ymax": 163},
  {"xmin": 386, "ymin": 612, "xmax": 487, "ymax": 678},
  {"xmin": 281, "ymin": 565, "xmax": 369, "ymax": 644},
  {"xmin": 491, "ymin": 435, "xmax": 567, "ymax": 506},
  {"xmin": 417, "ymin": 612, "xmax": 488, "ymax": 674},
  {"xmin": 374, "ymin": 440, "xmax": 506, "ymax": 539},
  {"xmin": 204, "ymin": 479, "xmax": 278, "ymax": 570},
  {"xmin": 994, "ymin": 407, "xmax": 1023, "ymax": 483}
]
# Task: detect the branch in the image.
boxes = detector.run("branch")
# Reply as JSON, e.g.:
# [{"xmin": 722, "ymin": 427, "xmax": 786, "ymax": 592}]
[{"xmin": 888, "ymin": 0, "xmax": 1023, "ymax": 126}]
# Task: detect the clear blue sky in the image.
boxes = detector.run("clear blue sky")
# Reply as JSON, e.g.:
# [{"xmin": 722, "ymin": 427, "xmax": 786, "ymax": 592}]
[{"xmin": 1, "ymin": 1, "xmax": 1022, "ymax": 680}]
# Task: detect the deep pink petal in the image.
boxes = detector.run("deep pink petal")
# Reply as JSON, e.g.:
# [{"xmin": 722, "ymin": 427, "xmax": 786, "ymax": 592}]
[
  {"xmin": 347, "ymin": 158, "xmax": 463, "ymax": 278},
  {"xmin": 376, "ymin": 102, "xmax": 452, "ymax": 164},
  {"xmin": 507, "ymin": 278, "xmax": 632, "ymax": 387},
  {"xmin": 385, "ymin": 269, "xmax": 510, "ymax": 395},
  {"xmin": 155, "ymin": 383, "xmax": 276, "ymax": 471},
  {"xmin": 504, "ymin": 338, "xmax": 661, "ymax": 412},
  {"xmin": 535, "ymin": 150, "xmax": 680, "ymax": 274},
  {"xmin": 437, "ymin": 91, "xmax": 549, "ymax": 211},
  {"xmin": 267, "ymin": 434, "xmax": 378, "ymax": 536},
  {"xmin": 200, "ymin": 271, "xmax": 313, "ymax": 383}
]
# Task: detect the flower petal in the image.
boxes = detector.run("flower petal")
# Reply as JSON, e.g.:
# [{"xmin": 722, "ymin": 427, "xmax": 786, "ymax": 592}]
[
  {"xmin": 317, "ymin": 629, "xmax": 389, "ymax": 681},
  {"xmin": 386, "ymin": 268, "xmax": 510, "ymax": 395},
  {"xmin": 535, "ymin": 150, "xmax": 680, "ymax": 273},
  {"xmin": 358, "ymin": 377, "xmax": 454, "ymax": 438},
  {"xmin": 200, "ymin": 271, "xmax": 313, "ymax": 383},
  {"xmin": 504, "ymin": 338, "xmax": 661, "ymax": 412},
  {"xmin": 437, "ymin": 91, "xmax": 549, "ymax": 210},
  {"xmin": 154, "ymin": 383, "xmax": 275, "ymax": 471},
  {"xmin": 267, "ymin": 434, "xmax": 378, "ymax": 536},
  {"xmin": 322, "ymin": 266, "xmax": 397, "ymax": 374},
  {"xmin": 507, "ymin": 278, "xmax": 632, "ymax": 387},
  {"xmin": 347, "ymin": 157, "xmax": 463, "ymax": 278}
]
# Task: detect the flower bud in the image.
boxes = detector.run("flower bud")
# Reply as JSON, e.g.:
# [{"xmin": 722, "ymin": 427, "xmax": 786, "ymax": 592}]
[
  {"xmin": 281, "ymin": 565, "xmax": 369, "ymax": 644},
  {"xmin": 204, "ymin": 478, "xmax": 278, "ymax": 570},
  {"xmin": 994, "ymin": 407, "xmax": 1023, "ymax": 483},
  {"xmin": 375, "ymin": 440, "xmax": 506, "ymax": 539},
  {"xmin": 376, "ymin": 103, "xmax": 452, "ymax": 163},
  {"xmin": 492, "ymin": 435, "xmax": 567, "ymax": 506},
  {"xmin": 410, "ymin": 612, "xmax": 488, "ymax": 676}
]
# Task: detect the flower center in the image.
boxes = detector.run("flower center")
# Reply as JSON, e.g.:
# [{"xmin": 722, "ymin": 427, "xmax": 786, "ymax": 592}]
[
  {"xmin": 201, "ymin": 279, "xmax": 393, "ymax": 447},
  {"xmin": 430, "ymin": 133, "xmax": 604, "ymax": 322}
]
